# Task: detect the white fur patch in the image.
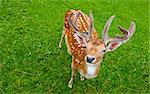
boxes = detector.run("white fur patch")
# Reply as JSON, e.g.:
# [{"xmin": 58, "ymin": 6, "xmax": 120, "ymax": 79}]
[
  {"xmin": 79, "ymin": 62, "xmax": 100, "ymax": 79},
  {"xmin": 87, "ymin": 63, "xmax": 97, "ymax": 76}
]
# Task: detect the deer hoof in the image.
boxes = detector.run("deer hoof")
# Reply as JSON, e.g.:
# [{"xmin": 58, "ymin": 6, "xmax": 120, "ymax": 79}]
[
  {"xmin": 68, "ymin": 83, "xmax": 72, "ymax": 88},
  {"xmin": 80, "ymin": 76, "xmax": 85, "ymax": 81},
  {"xmin": 59, "ymin": 44, "xmax": 62, "ymax": 49}
]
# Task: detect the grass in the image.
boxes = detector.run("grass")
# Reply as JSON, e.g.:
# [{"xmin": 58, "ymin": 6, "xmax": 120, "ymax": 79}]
[{"xmin": 0, "ymin": 0, "xmax": 149, "ymax": 93}]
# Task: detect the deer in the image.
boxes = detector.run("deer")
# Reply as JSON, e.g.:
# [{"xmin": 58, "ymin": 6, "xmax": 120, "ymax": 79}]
[{"xmin": 59, "ymin": 10, "xmax": 136, "ymax": 88}]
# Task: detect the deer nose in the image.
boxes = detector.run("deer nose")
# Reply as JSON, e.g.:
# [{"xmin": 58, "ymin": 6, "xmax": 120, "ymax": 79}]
[{"xmin": 86, "ymin": 55, "xmax": 96, "ymax": 63}]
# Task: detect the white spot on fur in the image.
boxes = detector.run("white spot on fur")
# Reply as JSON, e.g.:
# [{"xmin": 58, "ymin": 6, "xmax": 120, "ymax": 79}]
[
  {"xmin": 75, "ymin": 52, "xmax": 77, "ymax": 54},
  {"xmin": 72, "ymin": 46, "xmax": 75, "ymax": 49},
  {"xmin": 81, "ymin": 48, "xmax": 84, "ymax": 50},
  {"xmin": 75, "ymin": 49, "xmax": 78, "ymax": 51},
  {"xmin": 78, "ymin": 45, "xmax": 81, "ymax": 47}
]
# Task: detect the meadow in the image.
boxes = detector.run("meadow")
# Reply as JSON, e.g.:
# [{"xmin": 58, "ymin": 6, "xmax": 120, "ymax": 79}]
[{"xmin": 0, "ymin": 0, "xmax": 149, "ymax": 93}]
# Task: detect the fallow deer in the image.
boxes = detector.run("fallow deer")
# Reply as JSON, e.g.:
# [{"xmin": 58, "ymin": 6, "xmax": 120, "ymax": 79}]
[{"xmin": 59, "ymin": 10, "xmax": 136, "ymax": 88}]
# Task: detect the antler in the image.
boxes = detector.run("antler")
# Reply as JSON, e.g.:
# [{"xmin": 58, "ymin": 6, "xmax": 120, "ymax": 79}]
[
  {"xmin": 68, "ymin": 11, "xmax": 94, "ymax": 40},
  {"xmin": 102, "ymin": 16, "xmax": 136, "ymax": 45},
  {"xmin": 102, "ymin": 15, "xmax": 116, "ymax": 44},
  {"xmin": 68, "ymin": 12, "xmax": 80, "ymax": 32},
  {"xmin": 117, "ymin": 22, "xmax": 136, "ymax": 43},
  {"xmin": 89, "ymin": 10, "xmax": 94, "ymax": 38}
]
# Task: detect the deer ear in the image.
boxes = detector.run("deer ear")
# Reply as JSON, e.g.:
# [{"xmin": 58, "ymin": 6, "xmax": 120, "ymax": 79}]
[
  {"xmin": 74, "ymin": 32, "xmax": 89, "ymax": 47},
  {"xmin": 106, "ymin": 40, "xmax": 123, "ymax": 52}
]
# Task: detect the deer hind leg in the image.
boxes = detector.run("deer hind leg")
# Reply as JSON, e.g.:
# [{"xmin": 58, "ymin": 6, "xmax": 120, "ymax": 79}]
[
  {"xmin": 68, "ymin": 60, "xmax": 76, "ymax": 88},
  {"xmin": 59, "ymin": 27, "xmax": 66, "ymax": 48}
]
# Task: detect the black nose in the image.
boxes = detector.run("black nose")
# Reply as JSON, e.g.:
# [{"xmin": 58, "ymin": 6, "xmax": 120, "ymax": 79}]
[{"xmin": 86, "ymin": 56, "xmax": 95, "ymax": 63}]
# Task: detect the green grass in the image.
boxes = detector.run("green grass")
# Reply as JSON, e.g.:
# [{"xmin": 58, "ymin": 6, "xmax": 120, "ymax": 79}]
[{"xmin": 0, "ymin": 0, "xmax": 149, "ymax": 93}]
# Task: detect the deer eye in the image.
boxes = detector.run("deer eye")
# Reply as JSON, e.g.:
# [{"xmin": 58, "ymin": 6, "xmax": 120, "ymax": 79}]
[{"xmin": 100, "ymin": 49, "xmax": 106, "ymax": 54}]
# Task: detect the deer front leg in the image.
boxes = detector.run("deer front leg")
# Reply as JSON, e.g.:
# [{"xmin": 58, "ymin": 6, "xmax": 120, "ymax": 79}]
[
  {"xmin": 68, "ymin": 61, "xmax": 76, "ymax": 88},
  {"xmin": 59, "ymin": 28, "xmax": 66, "ymax": 48}
]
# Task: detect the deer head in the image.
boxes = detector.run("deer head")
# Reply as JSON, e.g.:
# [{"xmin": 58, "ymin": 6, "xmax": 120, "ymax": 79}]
[{"xmin": 69, "ymin": 11, "xmax": 136, "ymax": 65}]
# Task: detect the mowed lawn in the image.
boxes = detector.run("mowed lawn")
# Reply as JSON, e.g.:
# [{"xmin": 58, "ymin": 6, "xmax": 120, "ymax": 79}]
[{"xmin": 0, "ymin": 0, "xmax": 149, "ymax": 94}]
